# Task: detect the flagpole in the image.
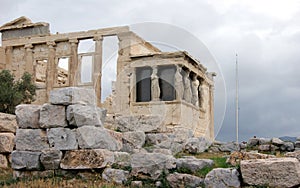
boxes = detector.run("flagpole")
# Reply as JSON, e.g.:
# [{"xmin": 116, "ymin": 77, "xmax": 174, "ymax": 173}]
[{"xmin": 235, "ymin": 54, "xmax": 239, "ymax": 144}]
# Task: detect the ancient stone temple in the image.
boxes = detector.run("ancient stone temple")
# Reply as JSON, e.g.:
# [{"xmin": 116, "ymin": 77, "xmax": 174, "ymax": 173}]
[{"xmin": 0, "ymin": 17, "xmax": 215, "ymax": 140}]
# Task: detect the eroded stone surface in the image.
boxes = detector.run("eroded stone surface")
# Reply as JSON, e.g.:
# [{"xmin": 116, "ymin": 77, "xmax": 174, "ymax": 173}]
[
  {"xmin": 102, "ymin": 168, "xmax": 129, "ymax": 184},
  {"xmin": 0, "ymin": 112, "xmax": 17, "ymax": 133},
  {"xmin": 16, "ymin": 129, "xmax": 49, "ymax": 151},
  {"xmin": 60, "ymin": 149, "xmax": 114, "ymax": 169},
  {"xmin": 0, "ymin": 133, "xmax": 14, "ymax": 153},
  {"xmin": 113, "ymin": 152, "xmax": 131, "ymax": 168},
  {"xmin": 50, "ymin": 87, "xmax": 96, "ymax": 105},
  {"xmin": 11, "ymin": 151, "xmax": 41, "ymax": 170},
  {"xmin": 184, "ymin": 137, "xmax": 212, "ymax": 154},
  {"xmin": 176, "ymin": 156, "xmax": 214, "ymax": 173},
  {"xmin": 40, "ymin": 149, "xmax": 62, "ymax": 169},
  {"xmin": 122, "ymin": 131, "xmax": 145, "ymax": 152},
  {"xmin": 39, "ymin": 104, "xmax": 67, "ymax": 128},
  {"xmin": 167, "ymin": 172, "xmax": 203, "ymax": 188},
  {"xmin": 67, "ymin": 104, "xmax": 106, "ymax": 127},
  {"xmin": 15, "ymin": 104, "xmax": 41, "ymax": 129},
  {"xmin": 131, "ymin": 152, "xmax": 176, "ymax": 180},
  {"xmin": 0, "ymin": 154, "xmax": 8, "ymax": 168},
  {"xmin": 116, "ymin": 115, "xmax": 164, "ymax": 133},
  {"xmin": 241, "ymin": 158, "xmax": 300, "ymax": 187},
  {"xmin": 77, "ymin": 126, "xmax": 120, "ymax": 151},
  {"xmin": 47, "ymin": 128, "xmax": 78, "ymax": 150},
  {"xmin": 226, "ymin": 151, "xmax": 275, "ymax": 166},
  {"xmin": 204, "ymin": 168, "xmax": 240, "ymax": 188}
]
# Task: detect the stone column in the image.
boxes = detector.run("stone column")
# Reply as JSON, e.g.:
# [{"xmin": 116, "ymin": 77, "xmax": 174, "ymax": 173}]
[
  {"xmin": 191, "ymin": 75, "xmax": 199, "ymax": 106},
  {"xmin": 198, "ymin": 82, "xmax": 205, "ymax": 109},
  {"xmin": 183, "ymin": 70, "xmax": 192, "ymax": 103},
  {"xmin": 25, "ymin": 44, "xmax": 34, "ymax": 75},
  {"xmin": 209, "ymin": 85, "xmax": 215, "ymax": 140},
  {"xmin": 151, "ymin": 66, "xmax": 160, "ymax": 101},
  {"xmin": 93, "ymin": 36, "xmax": 103, "ymax": 106},
  {"xmin": 46, "ymin": 41, "xmax": 56, "ymax": 101},
  {"xmin": 175, "ymin": 65, "xmax": 184, "ymax": 100},
  {"xmin": 69, "ymin": 39, "xmax": 79, "ymax": 86}
]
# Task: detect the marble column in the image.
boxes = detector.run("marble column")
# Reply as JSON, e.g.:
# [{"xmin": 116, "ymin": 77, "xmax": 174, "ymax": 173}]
[
  {"xmin": 175, "ymin": 65, "xmax": 184, "ymax": 100},
  {"xmin": 151, "ymin": 66, "xmax": 160, "ymax": 101},
  {"xmin": 69, "ymin": 39, "xmax": 79, "ymax": 86},
  {"xmin": 191, "ymin": 75, "xmax": 199, "ymax": 106},
  {"xmin": 183, "ymin": 69, "xmax": 192, "ymax": 103},
  {"xmin": 46, "ymin": 41, "xmax": 56, "ymax": 100},
  {"xmin": 93, "ymin": 36, "xmax": 103, "ymax": 106}
]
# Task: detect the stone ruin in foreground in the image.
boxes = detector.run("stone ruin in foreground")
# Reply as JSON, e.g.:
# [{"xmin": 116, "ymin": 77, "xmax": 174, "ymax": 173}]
[{"xmin": 0, "ymin": 16, "xmax": 215, "ymax": 140}]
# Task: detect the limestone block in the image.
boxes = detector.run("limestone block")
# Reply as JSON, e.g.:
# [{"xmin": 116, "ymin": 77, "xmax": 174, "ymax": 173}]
[
  {"xmin": 39, "ymin": 104, "xmax": 67, "ymax": 128},
  {"xmin": 0, "ymin": 133, "xmax": 14, "ymax": 153},
  {"xmin": 11, "ymin": 151, "xmax": 41, "ymax": 170},
  {"xmin": 49, "ymin": 87, "xmax": 96, "ymax": 105},
  {"xmin": 60, "ymin": 149, "xmax": 114, "ymax": 169},
  {"xmin": 16, "ymin": 129, "xmax": 49, "ymax": 151},
  {"xmin": 13, "ymin": 170, "xmax": 54, "ymax": 179},
  {"xmin": 77, "ymin": 126, "xmax": 120, "ymax": 151},
  {"xmin": 0, "ymin": 112, "xmax": 17, "ymax": 133},
  {"xmin": 66, "ymin": 104, "xmax": 106, "ymax": 127},
  {"xmin": 131, "ymin": 152, "xmax": 176, "ymax": 180},
  {"xmin": 258, "ymin": 137, "xmax": 271, "ymax": 145},
  {"xmin": 116, "ymin": 115, "xmax": 164, "ymax": 133},
  {"xmin": 204, "ymin": 168, "xmax": 241, "ymax": 188},
  {"xmin": 131, "ymin": 181, "xmax": 143, "ymax": 187},
  {"xmin": 241, "ymin": 158, "xmax": 300, "ymax": 187},
  {"xmin": 113, "ymin": 152, "xmax": 131, "ymax": 168},
  {"xmin": 247, "ymin": 137, "xmax": 259, "ymax": 147},
  {"xmin": 40, "ymin": 149, "xmax": 62, "ymax": 169},
  {"xmin": 294, "ymin": 141, "xmax": 300, "ymax": 148},
  {"xmin": 0, "ymin": 154, "xmax": 8, "ymax": 168},
  {"xmin": 122, "ymin": 131, "xmax": 145, "ymax": 152},
  {"xmin": 258, "ymin": 144, "xmax": 270, "ymax": 151},
  {"xmin": 102, "ymin": 168, "xmax": 129, "ymax": 184},
  {"xmin": 47, "ymin": 128, "xmax": 78, "ymax": 150},
  {"xmin": 176, "ymin": 156, "xmax": 214, "ymax": 173},
  {"xmin": 226, "ymin": 151, "xmax": 275, "ymax": 166},
  {"xmin": 218, "ymin": 142, "xmax": 240, "ymax": 152},
  {"xmin": 184, "ymin": 137, "xmax": 212, "ymax": 154},
  {"xmin": 271, "ymin": 137, "xmax": 284, "ymax": 146},
  {"xmin": 280, "ymin": 142, "xmax": 294, "ymax": 151},
  {"xmin": 167, "ymin": 172, "xmax": 204, "ymax": 188},
  {"xmin": 285, "ymin": 150, "xmax": 300, "ymax": 161},
  {"xmin": 15, "ymin": 104, "xmax": 41, "ymax": 129},
  {"xmin": 146, "ymin": 133, "xmax": 169, "ymax": 145}
]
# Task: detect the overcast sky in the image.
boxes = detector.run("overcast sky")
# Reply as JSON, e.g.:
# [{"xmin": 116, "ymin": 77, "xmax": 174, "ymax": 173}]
[{"xmin": 1, "ymin": 0, "xmax": 300, "ymax": 142}]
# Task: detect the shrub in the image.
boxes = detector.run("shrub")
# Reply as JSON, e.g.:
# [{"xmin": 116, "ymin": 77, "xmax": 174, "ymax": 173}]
[{"xmin": 0, "ymin": 70, "xmax": 36, "ymax": 114}]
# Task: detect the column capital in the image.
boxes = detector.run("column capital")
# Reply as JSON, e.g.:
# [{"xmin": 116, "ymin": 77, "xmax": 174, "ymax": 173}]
[
  {"xmin": 93, "ymin": 35, "xmax": 103, "ymax": 41},
  {"xmin": 46, "ymin": 41, "xmax": 56, "ymax": 48},
  {"xmin": 24, "ymin": 43, "xmax": 33, "ymax": 49}
]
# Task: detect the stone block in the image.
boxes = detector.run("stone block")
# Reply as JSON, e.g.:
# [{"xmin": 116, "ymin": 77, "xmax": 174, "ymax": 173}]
[
  {"xmin": 116, "ymin": 115, "xmax": 164, "ymax": 133},
  {"xmin": 167, "ymin": 172, "xmax": 204, "ymax": 188},
  {"xmin": 13, "ymin": 170, "xmax": 54, "ymax": 179},
  {"xmin": 49, "ymin": 87, "xmax": 96, "ymax": 105},
  {"xmin": 184, "ymin": 137, "xmax": 212, "ymax": 154},
  {"xmin": 77, "ymin": 126, "xmax": 120, "ymax": 151},
  {"xmin": 204, "ymin": 168, "xmax": 240, "ymax": 188},
  {"xmin": 15, "ymin": 104, "xmax": 41, "ymax": 129},
  {"xmin": 122, "ymin": 131, "xmax": 145, "ymax": 152},
  {"xmin": 102, "ymin": 168, "xmax": 129, "ymax": 184},
  {"xmin": 0, "ymin": 133, "xmax": 14, "ymax": 153},
  {"xmin": 131, "ymin": 152, "xmax": 176, "ymax": 180},
  {"xmin": 11, "ymin": 151, "xmax": 41, "ymax": 170},
  {"xmin": 0, "ymin": 112, "xmax": 17, "ymax": 133},
  {"xmin": 66, "ymin": 104, "xmax": 106, "ymax": 127},
  {"xmin": 241, "ymin": 158, "xmax": 300, "ymax": 187},
  {"xmin": 39, "ymin": 104, "xmax": 67, "ymax": 128},
  {"xmin": 226, "ymin": 151, "xmax": 275, "ymax": 166},
  {"xmin": 60, "ymin": 149, "xmax": 114, "ymax": 169},
  {"xmin": 113, "ymin": 152, "xmax": 131, "ymax": 168},
  {"xmin": 40, "ymin": 149, "xmax": 62, "ymax": 169},
  {"xmin": 47, "ymin": 128, "xmax": 78, "ymax": 150},
  {"xmin": 16, "ymin": 129, "xmax": 49, "ymax": 151},
  {"xmin": 0, "ymin": 154, "xmax": 8, "ymax": 168},
  {"xmin": 176, "ymin": 156, "xmax": 214, "ymax": 173}
]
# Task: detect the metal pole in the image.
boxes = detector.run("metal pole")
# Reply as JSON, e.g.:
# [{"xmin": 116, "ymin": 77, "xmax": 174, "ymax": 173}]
[{"xmin": 235, "ymin": 54, "xmax": 239, "ymax": 144}]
